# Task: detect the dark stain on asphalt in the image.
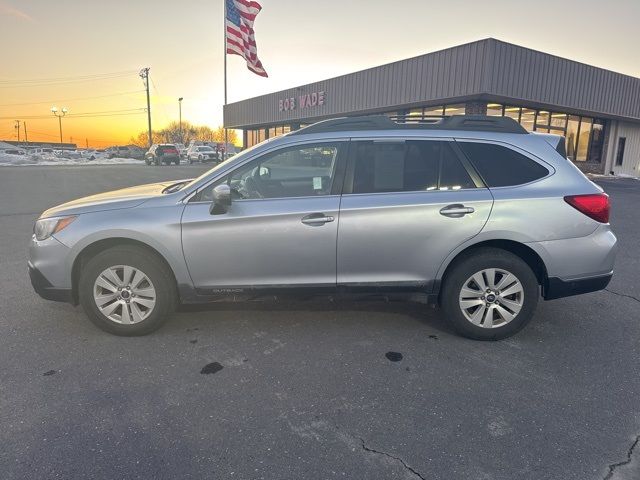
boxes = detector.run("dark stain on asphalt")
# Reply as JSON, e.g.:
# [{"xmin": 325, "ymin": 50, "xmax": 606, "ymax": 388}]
[
  {"xmin": 428, "ymin": 334, "xmax": 439, "ymax": 340},
  {"xmin": 187, "ymin": 328, "xmax": 199, "ymax": 332},
  {"xmin": 190, "ymin": 339, "xmax": 198, "ymax": 344},
  {"xmin": 201, "ymin": 362, "xmax": 224, "ymax": 375},
  {"xmin": 385, "ymin": 351, "xmax": 403, "ymax": 362},
  {"xmin": 43, "ymin": 370, "xmax": 57, "ymax": 376}
]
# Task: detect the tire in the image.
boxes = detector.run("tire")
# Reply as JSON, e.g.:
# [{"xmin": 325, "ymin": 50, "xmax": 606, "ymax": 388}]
[
  {"xmin": 78, "ymin": 245, "xmax": 176, "ymax": 336},
  {"xmin": 174, "ymin": 159, "xmax": 180, "ymax": 165},
  {"xmin": 440, "ymin": 247, "xmax": 539, "ymax": 340},
  {"xmin": 188, "ymin": 158, "xmax": 193, "ymax": 165}
]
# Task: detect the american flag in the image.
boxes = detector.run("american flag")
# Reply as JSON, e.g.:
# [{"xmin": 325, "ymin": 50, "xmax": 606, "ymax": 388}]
[{"xmin": 225, "ymin": 0, "xmax": 268, "ymax": 77}]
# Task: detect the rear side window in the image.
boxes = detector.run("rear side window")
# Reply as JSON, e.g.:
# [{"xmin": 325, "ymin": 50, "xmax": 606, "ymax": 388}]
[
  {"xmin": 458, "ymin": 142, "xmax": 549, "ymax": 187},
  {"xmin": 351, "ymin": 140, "xmax": 475, "ymax": 194}
]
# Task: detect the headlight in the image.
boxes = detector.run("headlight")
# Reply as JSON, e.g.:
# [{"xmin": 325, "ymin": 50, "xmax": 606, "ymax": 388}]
[{"xmin": 34, "ymin": 216, "xmax": 77, "ymax": 241}]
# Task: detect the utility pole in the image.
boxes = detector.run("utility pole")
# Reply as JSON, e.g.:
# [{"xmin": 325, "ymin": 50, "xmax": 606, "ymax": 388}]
[
  {"xmin": 23, "ymin": 121, "xmax": 27, "ymax": 143},
  {"xmin": 51, "ymin": 107, "xmax": 68, "ymax": 145},
  {"xmin": 14, "ymin": 120, "xmax": 20, "ymax": 142},
  {"xmin": 139, "ymin": 68, "xmax": 152, "ymax": 148}
]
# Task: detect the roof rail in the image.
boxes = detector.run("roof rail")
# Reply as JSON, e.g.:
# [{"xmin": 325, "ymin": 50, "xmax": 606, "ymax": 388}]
[{"xmin": 290, "ymin": 114, "xmax": 528, "ymax": 135}]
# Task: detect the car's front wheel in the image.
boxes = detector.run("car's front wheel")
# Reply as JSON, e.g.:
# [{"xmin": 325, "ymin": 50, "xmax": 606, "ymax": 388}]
[
  {"xmin": 79, "ymin": 246, "xmax": 176, "ymax": 336},
  {"xmin": 440, "ymin": 248, "xmax": 539, "ymax": 340}
]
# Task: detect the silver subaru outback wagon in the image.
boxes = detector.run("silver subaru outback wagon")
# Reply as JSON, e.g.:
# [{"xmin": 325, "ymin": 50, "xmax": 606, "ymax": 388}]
[{"xmin": 28, "ymin": 115, "xmax": 617, "ymax": 340}]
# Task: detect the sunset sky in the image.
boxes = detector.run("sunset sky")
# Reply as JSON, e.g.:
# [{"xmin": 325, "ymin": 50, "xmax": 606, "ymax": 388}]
[{"xmin": 1, "ymin": 0, "xmax": 639, "ymax": 147}]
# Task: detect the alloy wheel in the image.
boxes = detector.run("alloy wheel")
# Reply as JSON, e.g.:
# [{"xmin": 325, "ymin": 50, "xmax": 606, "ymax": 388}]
[
  {"xmin": 93, "ymin": 265, "xmax": 156, "ymax": 324},
  {"xmin": 458, "ymin": 268, "xmax": 524, "ymax": 328}
]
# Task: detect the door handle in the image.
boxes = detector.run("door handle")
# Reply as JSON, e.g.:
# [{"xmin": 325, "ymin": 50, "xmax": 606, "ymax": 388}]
[
  {"xmin": 439, "ymin": 204, "xmax": 475, "ymax": 217},
  {"xmin": 301, "ymin": 213, "xmax": 335, "ymax": 225}
]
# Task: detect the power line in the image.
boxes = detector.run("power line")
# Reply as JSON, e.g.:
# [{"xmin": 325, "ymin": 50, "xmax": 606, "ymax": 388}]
[
  {"xmin": 0, "ymin": 108, "xmax": 146, "ymax": 120},
  {"xmin": 0, "ymin": 69, "xmax": 138, "ymax": 83},
  {"xmin": 0, "ymin": 71, "xmax": 138, "ymax": 88},
  {"xmin": 65, "ymin": 112, "xmax": 147, "ymax": 119},
  {"xmin": 149, "ymin": 76, "xmax": 171, "ymax": 123},
  {"xmin": 0, "ymin": 90, "xmax": 145, "ymax": 107}
]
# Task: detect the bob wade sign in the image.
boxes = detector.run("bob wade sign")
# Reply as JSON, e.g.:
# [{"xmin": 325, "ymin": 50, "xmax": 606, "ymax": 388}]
[{"xmin": 279, "ymin": 91, "xmax": 325, "ymax": 112}]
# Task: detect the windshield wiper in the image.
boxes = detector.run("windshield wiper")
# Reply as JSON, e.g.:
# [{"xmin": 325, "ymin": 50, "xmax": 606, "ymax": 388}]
[{"xmin": 162, "ymin": 180, "xmax": 192, "ymax": 194}]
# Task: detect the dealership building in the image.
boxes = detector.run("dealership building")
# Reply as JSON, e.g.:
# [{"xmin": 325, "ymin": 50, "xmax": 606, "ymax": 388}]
[{"xmin": 224, "ymin": 38, "xmax": 640, "ymax": 176}]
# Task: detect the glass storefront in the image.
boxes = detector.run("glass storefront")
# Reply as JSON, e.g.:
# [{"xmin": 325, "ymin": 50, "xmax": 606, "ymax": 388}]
[
  {"xmin": 242, "ymin": 102, "xmax": 606, "ymax": 165},
  {"xmin": 450, "ymin": 103, "xmax": 605, "ymax": 163}
]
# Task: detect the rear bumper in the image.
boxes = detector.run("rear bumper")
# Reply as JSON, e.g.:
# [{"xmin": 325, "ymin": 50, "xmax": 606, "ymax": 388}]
[
  {"xmin": 543, "ymin": 272, "xmax": 612, "ymax": 300},
  {"xmin": 28, "ymin": 262, "xmax": 73, "ymax": 303}
]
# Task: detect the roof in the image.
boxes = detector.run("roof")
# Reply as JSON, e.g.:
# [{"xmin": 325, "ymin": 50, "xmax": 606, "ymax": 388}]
[{"xmin": 224, "ymin": 38, "xmax": 640, "ymax": 128}]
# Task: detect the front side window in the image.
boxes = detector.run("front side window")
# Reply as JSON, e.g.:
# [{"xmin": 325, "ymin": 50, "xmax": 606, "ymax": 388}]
[
  {"xmin": 200, "ymin": 142, "xmax": 342, "ymax": 201},
  {"xmin": 350, "ymin": 140, "xmax": 475, "ymax": 194},
  {"xmin": 458, "ymin": 141, "xmax": 549, "ymax": 187}
]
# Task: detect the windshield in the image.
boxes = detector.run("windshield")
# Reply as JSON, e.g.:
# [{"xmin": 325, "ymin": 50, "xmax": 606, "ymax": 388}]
[
  {"xmin": 182, "ymin": 138, "xmax": 275, "ymax": 191},
  {"xmin": 198, "ymin": 147, "xmax": 214, "ymax": 152}
]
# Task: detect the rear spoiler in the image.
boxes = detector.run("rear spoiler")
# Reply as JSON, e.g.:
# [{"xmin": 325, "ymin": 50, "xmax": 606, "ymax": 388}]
[{"xmin": 533, "ymin": 132, "xmax": 567, "ymax": 158}]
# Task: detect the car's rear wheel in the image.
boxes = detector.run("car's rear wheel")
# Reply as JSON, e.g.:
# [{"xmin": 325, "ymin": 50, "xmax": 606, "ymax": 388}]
[
  {"xmin": 79, "ymin": 246, "xmax": 176, "ymax": 336},
  {"xmin": 440, "ymin": 248, "xmax": 538, "ymax": 340}
]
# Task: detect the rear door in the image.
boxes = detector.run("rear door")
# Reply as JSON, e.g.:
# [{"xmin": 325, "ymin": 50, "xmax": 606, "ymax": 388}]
[{"xmin": 337, "ymin": 138, "xmax": 493, "ymax": 290}]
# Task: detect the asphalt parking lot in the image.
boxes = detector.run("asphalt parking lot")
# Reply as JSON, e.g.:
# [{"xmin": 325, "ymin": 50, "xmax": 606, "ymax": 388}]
[{"xmin": 0, "ymin": 165, "xmax": 638, "ymax": 480}]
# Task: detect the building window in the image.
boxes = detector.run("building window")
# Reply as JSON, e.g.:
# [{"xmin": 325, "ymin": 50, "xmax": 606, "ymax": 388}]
[
  {"xmin": 535, "ymin": 111, "xmax": 550, "ymax": 133},
  {"xmin": 486, "ymin": 103, "xmax": 504, "ymax": 116},
  {"xmin": 520, "ymin": 108, "xmax": 536, "ymax": 131},
  {"xmin": 615, "ymin": 137, "xmax": 627, "ymax": 166},
  {"xmin": 575, "ymin": 117, "xmax": 593, "ymax": 162},
  {"xmin": 424, "ymin": 105, "xmax": 445, "ymax": 116},
  {"xmin": 444, "ymin": 104, "xmax": 465, "ymax": 116},
  {"xmin": 550, "ymin": 113, "xmax": 568, "ymax": 131},
  {"xmin": 566, "ymin": 115, "xmax": 580, "ymax": 160},
  {"xmin": 587, "ymin": 121, "xmax": 606, "ymax": 164},
  {"xmin": 504, "ymin": 106, "xmax": 521, "ymax": 122}
]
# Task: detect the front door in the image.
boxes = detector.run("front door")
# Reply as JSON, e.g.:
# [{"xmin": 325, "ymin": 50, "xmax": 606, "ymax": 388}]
[
  {"xmin": 181, "ymin": 141, "xmax": 347, "ymax": 291},
  {"xmin": 337, "ymin": 138, "xmax": 493, "ymax": 289}
]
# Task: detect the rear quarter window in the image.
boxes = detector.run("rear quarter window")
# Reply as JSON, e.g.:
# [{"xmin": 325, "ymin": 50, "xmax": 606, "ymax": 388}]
[{"xmin": 458, "ymin": 141, "xmax": 549, "ymax": 187}]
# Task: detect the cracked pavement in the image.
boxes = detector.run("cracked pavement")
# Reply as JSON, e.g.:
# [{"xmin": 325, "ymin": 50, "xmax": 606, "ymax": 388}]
[{"xmin": 0, "ymin": 167, "xmax": 639, "ymax": 479}]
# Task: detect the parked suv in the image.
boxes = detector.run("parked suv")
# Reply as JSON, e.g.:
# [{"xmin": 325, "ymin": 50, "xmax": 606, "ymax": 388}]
[
  {"xmin": 186, "ymin": 145, "xmax": 221, "ymax": 164},
  {"xmin": 145, "ymin": 144, "xmax": 180, "ymax": 165},
  {"xmin": 28, "ymin": 115, "xmax": 617, "ymax": 339}
]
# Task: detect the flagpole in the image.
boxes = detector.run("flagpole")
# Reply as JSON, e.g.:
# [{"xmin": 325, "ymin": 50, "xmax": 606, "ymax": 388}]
[{"xmin": 223, "ymin": 0, "xmax": 229, "ymax": 159}]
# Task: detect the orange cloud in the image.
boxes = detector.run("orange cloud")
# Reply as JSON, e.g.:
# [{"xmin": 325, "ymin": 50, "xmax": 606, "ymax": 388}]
[{"xmin": 0, "ymin": 2, "xmax": 34, "ymax": 22}]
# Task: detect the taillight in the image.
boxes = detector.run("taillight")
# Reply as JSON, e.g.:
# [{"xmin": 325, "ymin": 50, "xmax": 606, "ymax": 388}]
[{"xmin": 564, "ymin": 193, "xmax": 610, "ymax": 223}]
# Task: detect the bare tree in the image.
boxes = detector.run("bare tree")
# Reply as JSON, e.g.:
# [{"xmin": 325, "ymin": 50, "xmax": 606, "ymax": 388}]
[{"xmin": 130, "ymin": 122, "xmax": 238, "ymax": 148}]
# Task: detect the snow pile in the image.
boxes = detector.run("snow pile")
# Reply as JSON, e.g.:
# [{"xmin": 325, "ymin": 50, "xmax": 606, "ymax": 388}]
[{"xmin": 0, "ymin": 151, "xmax": 143, "ymax": 167}]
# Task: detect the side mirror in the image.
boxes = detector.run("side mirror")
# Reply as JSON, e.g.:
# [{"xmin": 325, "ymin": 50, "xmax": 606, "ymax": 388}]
[{"xmin": 210, "ymin": 184, "xmax": 232, "ymax": 215}]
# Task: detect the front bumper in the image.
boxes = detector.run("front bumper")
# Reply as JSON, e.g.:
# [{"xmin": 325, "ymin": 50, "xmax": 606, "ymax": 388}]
[
  {"xmin": 28, "ymin": 262, "xmax": 73, "ymax": 303},
  {"xmin": 28, "ymin": 234, "xmax": 73, "ymax": 303},
  {"xmin": 544, "ymin": 272, "xmax": 612, "ymax": 300}
]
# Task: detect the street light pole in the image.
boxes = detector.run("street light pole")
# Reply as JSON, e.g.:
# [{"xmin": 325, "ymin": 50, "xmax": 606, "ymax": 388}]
[
  {"xmin": 178, "ymin": 97, "xmax": 183, "ymax": 143},
  {"xmin": 51, "ymin": 107, "xmax": 68, "ymax": 146}
]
